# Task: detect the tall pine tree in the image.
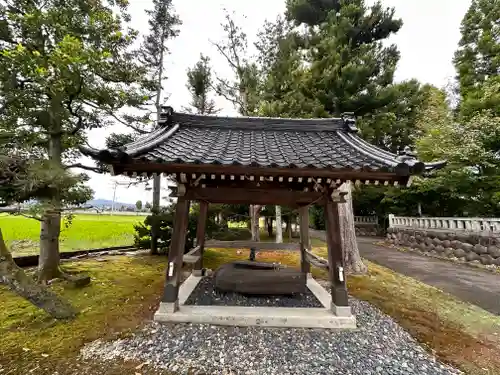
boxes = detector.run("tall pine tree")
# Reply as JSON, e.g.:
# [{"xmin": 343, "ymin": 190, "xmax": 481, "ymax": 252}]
[
  {"xmin": 454, "ymin": 0, "xmax": 500, "ymax": 118},
  {"xmin": 184, "ymin": 54, "xmax": 219, "ymax": 114},
  {"xmin": 0, "ymin": 0, "xmax": 153, "ymax": 281},
  {"xmin": 283, "ymin": 0, "xmax": 403, "ymax": 273},
  {"xmin": 139, "ymin": 0, "xmax": 181, "ymax": 254}
]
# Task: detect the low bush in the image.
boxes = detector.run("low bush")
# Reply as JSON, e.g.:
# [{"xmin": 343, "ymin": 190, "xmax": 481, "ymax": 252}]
[{"xmin": 133, "ymin": 203, "xmax": 229, "ymax": 253}]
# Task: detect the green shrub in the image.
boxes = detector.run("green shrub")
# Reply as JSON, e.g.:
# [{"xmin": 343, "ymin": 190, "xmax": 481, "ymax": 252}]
[{"xmin": 133, "ymin": 202, "xmax": 221, "ymax": 253}]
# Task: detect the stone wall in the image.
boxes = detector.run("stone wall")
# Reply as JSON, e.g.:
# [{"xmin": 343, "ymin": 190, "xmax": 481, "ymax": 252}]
[
  {"xmin": 355, "ymin": 224, "xmax": 380, "ymax": 237},
  {"xmin": 354, "ymin": 216, "xmax": 380, "ymax": 237},
  {"xmin": 386, "ymin": 228, "xmax": 500, "ymax": 266}
]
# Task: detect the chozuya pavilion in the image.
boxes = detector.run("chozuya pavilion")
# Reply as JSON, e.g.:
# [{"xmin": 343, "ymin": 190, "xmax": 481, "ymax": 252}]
[{"xmin": 82, "ymin": 106, "xmax": 444, "ymax": 329}]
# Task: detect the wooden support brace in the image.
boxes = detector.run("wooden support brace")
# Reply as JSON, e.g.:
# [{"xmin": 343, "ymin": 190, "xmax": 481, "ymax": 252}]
[
  {"xmin": 204, "ymin": 240, "xmax": 300, "ymax": 251},
  {"xmin": 304, "ymin": 249, "xmax": 329, "ymax": 269},
  {"xmin": 182, "ymin": 255, "xmax": 201, "ymax": 264},
  {"xmin": 183, "ymin": 245, "xmax": 201, "ymax": 264}
]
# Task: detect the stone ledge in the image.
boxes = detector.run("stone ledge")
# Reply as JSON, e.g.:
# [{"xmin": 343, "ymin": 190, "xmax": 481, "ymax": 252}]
[
  {"xmin": 331, "ymin": 303, "xmax": 353, "ymax": 317},
  {"xmin": 154, "ymin": 304, "xmax": 356, "ymax": 329},
  {"xmin": 154, "ymin": 273, "xmax": 356, "ymax": 329}
]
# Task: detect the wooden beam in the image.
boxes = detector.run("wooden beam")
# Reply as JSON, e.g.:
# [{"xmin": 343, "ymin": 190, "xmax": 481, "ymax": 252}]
[
  {"xmin": 299, "ymin": 206, "xmax": 311, "ymax": 274},
  {"xmin": 205, "ymin": 240, "xmax": 300, "ymax": 251},
  {"xmin": 305, "ymin": 249, "xmax": 329, "ymax": 269},
  {"xmin": 194, "ymin": 201, "xmax": 208, "ymax": 271},
  {"xmin": 183, "ymin": 254, "xmax": 201, "ymax": 264},
  {"xmin": 120, "ymin": 162, "xmax": 405, "ymax": 182},
  {"xmin": 177, "ymin": 186, "xmax": 325, "ymax": 207},
  {"xmin": 184, "ymin": 245, "xmax": 201, "ymax": 256},
  {"xmin": 324, "ymin": 199, "xmax": 349, "ymax": 307},
  {"xmin": 162, "ymin": 198, "xmax": 190, "ymax": 308}
]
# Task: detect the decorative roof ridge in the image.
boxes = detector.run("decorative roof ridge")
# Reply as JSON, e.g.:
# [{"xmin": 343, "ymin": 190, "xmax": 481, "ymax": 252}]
[
  {"xmin": 158, "ymin": 106, "xmax": 358, "ymax": 133},
  {"xmin": 336, "ymin": 130, "xmax": 399, "ymax": 168},
  {"xmin": 124, "ymin": 123, "xmax": 180, "ymax": 157}
]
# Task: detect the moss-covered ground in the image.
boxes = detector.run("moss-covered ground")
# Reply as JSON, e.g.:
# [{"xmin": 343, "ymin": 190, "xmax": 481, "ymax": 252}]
[{"xmin": 1, "ymin": 235, "xmax": 499, "ymax": 374}]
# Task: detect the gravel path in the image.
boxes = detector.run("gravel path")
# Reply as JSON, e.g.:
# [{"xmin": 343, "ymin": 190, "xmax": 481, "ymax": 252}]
[
  {"xmin": 81, "ymin": 296, "xmax": 461, "ymax": 375},
  {"xmin": 184, "ymin": 276, "xmax": 323, "ymax": 308}
]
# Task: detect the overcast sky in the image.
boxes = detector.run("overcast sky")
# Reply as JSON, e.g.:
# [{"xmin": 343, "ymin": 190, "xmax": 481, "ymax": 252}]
[{"xmin": 83, "ymin": 0, "xmax": 471, "ymax": 205}]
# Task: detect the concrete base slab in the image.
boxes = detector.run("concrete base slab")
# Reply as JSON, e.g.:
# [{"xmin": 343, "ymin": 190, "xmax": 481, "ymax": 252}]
[
  {"xmin": 155, "ymin": 304, "xmax": 356, "ymax": 328},
  {"xmin": 157, "ymin": 302, "xmax": 178, "ymax": 314},
  {"xmin": 331, "ymin": 303, "xmax": 353, "ymax": 317},
  {"xmin": 178, "ymin": 274, "xmax": 202, "ymax": 305},
  {"xmin": 192, "ymin": 269, "xmax": 203, "ymax": 277},
  {"xmin": 154, "ymin": 273, "xmax": 356, "ymax": 329}
]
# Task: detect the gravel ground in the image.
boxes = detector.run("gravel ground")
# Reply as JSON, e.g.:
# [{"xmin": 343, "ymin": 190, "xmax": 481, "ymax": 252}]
[
  {"xmin": 81, "ymin": 292, "xmax": 462, "ymax": 375},
  {"xmin": 184, "ymin": 276, "xmax": 323, "ymax": 308}
]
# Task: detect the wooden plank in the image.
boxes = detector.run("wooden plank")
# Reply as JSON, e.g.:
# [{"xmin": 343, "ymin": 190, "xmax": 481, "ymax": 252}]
[
  {"xmin": 205, "ymin": 240, "xmax": 300, "ymax": 251},
  {"xmin": 305, "ymin": 249, "xmax": 329, "ymax": 269},
  {"xmin": 183, "ymin": 254, "xmax": 201, "ymax": 264},
  {"xmin": 120, "ymin": 162, "xmax": 403, "ymax": 182},
  {"xmin": 194, "ymin": 201, "xmax": 208, "ymax": 271},
  {"xmin": 184, "ymin": 245, "xmax": 200, "ymax": 256},
  {"xmin": 324, "ymin": 199, "xmax": 349, "ymax": 307},
  {"xmin": 162, "ymin": 198, "xmax": 190, "ymax": 306},
  {"xmin": 299, "ymin": 206, "xmax": 311, "ymax": 274},
  {"xmin": 175, "ymin": 186, "xmax": 324, "ymax": 207}
]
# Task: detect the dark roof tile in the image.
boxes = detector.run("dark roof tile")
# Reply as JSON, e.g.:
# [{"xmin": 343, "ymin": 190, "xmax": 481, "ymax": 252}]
[{"xmin": 81, "ymin": 111, "xmax": 446, "ymax": 176}]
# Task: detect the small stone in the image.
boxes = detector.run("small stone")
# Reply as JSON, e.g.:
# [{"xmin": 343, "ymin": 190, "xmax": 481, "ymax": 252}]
[
  {"xmin": 461, "ymin": 243, "xmax": 473, "ymax": 252},
  {"xmin": 487, "ymin": 246, "xmax": 500, "ymax": 258},
  {"xmin": 473, "ymin": 244, "xmax": 487, "ymax": 254}
]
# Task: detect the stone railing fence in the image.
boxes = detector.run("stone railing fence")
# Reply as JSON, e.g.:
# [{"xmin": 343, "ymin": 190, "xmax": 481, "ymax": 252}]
[
  {"xmin": 354, "ymin": 216, "xmax": 380, "ymax": 237},
  {"xmin": 354, "ymin": 216, "xmax": 378, "ymax": 225},
  {"xmin": 386, "ymin": 214, "xmax": 500, "ymax": 267},
  {"xmin": 388, "ymin": 214, "xmax": 500, "ymax": 233}
]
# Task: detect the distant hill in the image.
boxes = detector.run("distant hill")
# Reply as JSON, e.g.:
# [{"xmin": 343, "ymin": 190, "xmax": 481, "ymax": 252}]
[{"xmin": 86, "ymin": 199, "xmax": 136, "ymax": 208}]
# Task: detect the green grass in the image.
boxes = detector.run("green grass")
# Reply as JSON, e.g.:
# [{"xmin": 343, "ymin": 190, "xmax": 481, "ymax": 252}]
[
  {"xmin": 0, "ymin": 214, "xmax": 146, "ymax": 256},
  {"xmin": 1, "ymin": 230, "xmax": 500, "ymax": 374},
  {"xmin": 0, "ymin": 255, "xmax": 167, "ymax": 374}
]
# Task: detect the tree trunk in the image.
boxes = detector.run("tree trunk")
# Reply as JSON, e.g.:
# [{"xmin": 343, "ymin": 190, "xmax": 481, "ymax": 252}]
[
  {"xmin": 150, "ymin": 174, "xmax": 161, "ymax": 255},
  {"xmin": 0, "ymin": 229, "xmax": 76, "ymax": 319},
  {"xmin": 338, "ymin": 182, "xmax": 367, "ymax": 274},
  {"xmin": 151, "ymin": 37, "xmax": 165, "ymax": 255},
  {"xmin": 250, "ymin": 205, "xmax": 261, "ymax": 241},
  {"xmin": 38, "ymin": 111, "xmax": 64, "ymax": 282},
  {"xmin": 266, "ymin": 217, "xmax": 273, "ymax": 237},
  {"xmin": 38, "ymin": 210, "xmax": 62, "ymax": 281},
  {"xmin": 275, "ymin": 206, "xmax": 283, "ymax": 243}
]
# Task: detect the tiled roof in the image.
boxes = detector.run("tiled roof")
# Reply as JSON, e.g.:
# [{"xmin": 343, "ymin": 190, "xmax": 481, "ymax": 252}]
[{"xmin": 81, "ymin": 108, "xmax": 445, "ymax": 176}]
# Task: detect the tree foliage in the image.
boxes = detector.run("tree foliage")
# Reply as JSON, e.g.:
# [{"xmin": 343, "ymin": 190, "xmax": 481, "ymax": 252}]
[
  {"xmin": 0, "ymin": 0, "xmax": 154, "ymax": 280},
  {"xmin": 184, "ymin": 54, "xmax": 219, "ymax": 114},
  {"xmin": 453, "ymin": 0, "xmax": 500, "ymax": 101},
  {"xmin": 211, "ymin": 10, "xmax": 261, "ymax": 116}
]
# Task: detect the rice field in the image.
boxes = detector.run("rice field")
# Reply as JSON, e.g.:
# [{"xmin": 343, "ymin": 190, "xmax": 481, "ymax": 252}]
[{"xmin": 0, "ymin": 213, "xmax": 147, "ymax": 256}]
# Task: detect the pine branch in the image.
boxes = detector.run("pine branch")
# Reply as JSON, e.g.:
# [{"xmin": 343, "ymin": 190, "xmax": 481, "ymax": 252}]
[
  {"xmin": 212, "ymin": 78, "xmax": 242, "ymax": 108},
  {"xmin": 65, "ymin": 163, "xmax": 105, "ymax": 174},
  {"xmin": 210, "ymin": 40, "xmax": 239, "ymax": 72},
  {"xmin": 81, "ymin": 100, "xmax": 149, "ymax": 135},
  {"xmin": 0, "ymin": 208, "xmax": 42, "ymax": 221}
]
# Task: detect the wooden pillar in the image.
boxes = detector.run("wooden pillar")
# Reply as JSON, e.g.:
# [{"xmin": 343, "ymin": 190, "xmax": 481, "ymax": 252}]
[
  {"xmin": 324, "ymin": 197, "xmax": 350, "ymax": 313},
  {"xmin": 162, "ymin": 197, "xmax": 190, "ymax": 309},
  {"xmin": 299, "ymin": 206, "xmax": 311, "ymax": 275},
  {"xmin": 194, "ymin": 201, "xmax": 208, "ymax": 274}
]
